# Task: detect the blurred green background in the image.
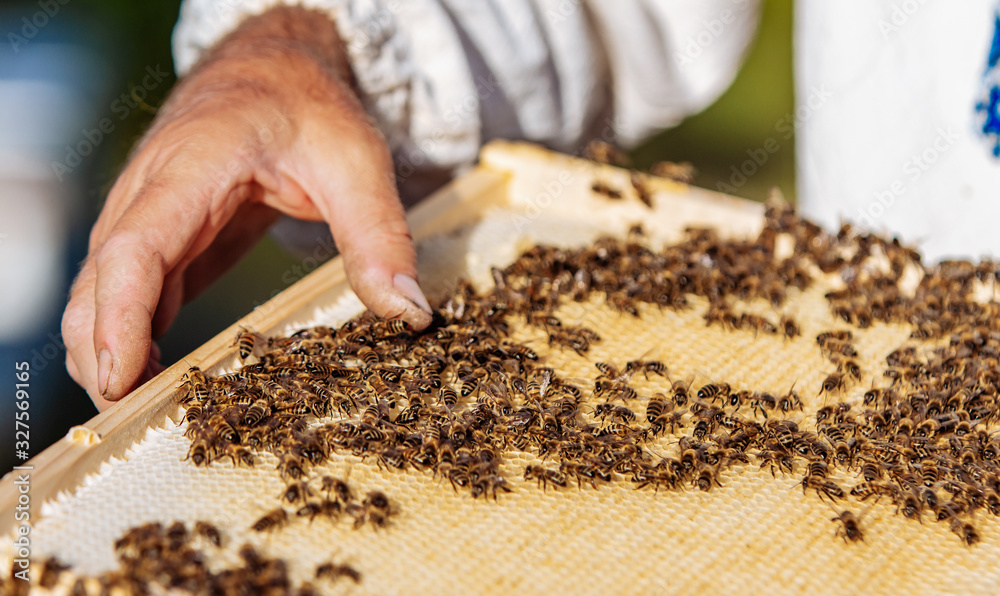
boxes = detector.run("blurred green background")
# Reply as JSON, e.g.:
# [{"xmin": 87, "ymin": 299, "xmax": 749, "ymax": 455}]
[{"xmin": 0, "ymin": 0, "xmax": 793, "ymax": 475}]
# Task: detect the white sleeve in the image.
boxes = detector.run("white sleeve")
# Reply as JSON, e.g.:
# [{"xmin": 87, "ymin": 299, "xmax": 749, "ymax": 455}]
[{"xmin": 173, "ymin": 0, "xmax": 759, "ymax": 169}]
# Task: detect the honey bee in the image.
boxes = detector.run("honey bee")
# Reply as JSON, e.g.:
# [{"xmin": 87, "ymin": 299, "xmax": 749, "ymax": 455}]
[
  {"xmin": 694, "ymin": 463, "xmax": 722, "ymax": 492},
  {"xmin": 698, "ymin": 383, "xmax": 731, "ymax": 404},
  {"xmin": 180, "ymin": 366, "xmax": 209, "ymax": 403},
  {"xmin": 186, "ymin": 431, "xmax": 214, "ymax": 467},
  {"xmin": 194, "ymin": 521, "xmax": 222, "ymax": 547},
  {"xmin": 234, "ymin": 327, "xmax": 257, "ymax": 361},
  {"xmin": 830, "ymin": 509, "xmax": 865, "ymax": 543},
  {"xmin": 321, "ymin": 475, "xmax": 354, "ymax": 504},
  {"xmin": 625, "ymin": 359, "xmax": 668, "ymax": 379},
  {"xmin": 649, "ymin": 160, "xmax": 695, "ymax": 183},
  {"xmin": 221, "ymin": 443, "xmax": 256, "ymax": 467},
  {"xmin": 243, "ymin": 397, "xmax": 271, "ymax": 427},
  {"xmin": 819, "ymin": 372, "xmax": 845, "ymax": 396},
  {"xmin": 630, "ymin": 171, "xmax": 654, "ymax": 208},
  {"xmin": 671, "ymin": 380, "xmax": 691, "ymax": 407},
  {"xmin": 39, "ymin": 557, "xmax": 70, "ymax": 589},
  {"xmin": 361, "ymin": 491, "xmax": 392, "ymax": 529},
  {"xmin": 802, "ymin": 477, "xmax": 845, "ymax": 502},
  {"xmin": 780, "ymin": 316, "xmax": 800, "ymax": 339},
  {"xmin": 950, "ymin": 518, "xmax": 980, "ymax": 546},
  {"xmin": 252, "ymin": 508, "xmax": 288, "ymax": 532},
  {"xmin": 837, "ymin": 359, "xmax": 862, "ymax": 382},
  {"xmin": 316, "ymin": 562, "xmax": 362, "ymax": 584},
  {"xmin": 590, "ymin": 180, "xmax": 623, "ymax": 200},
  {"xmin": 584, "ymin": 140, "xmax": 629, "ymax": 166},
  {"xmin": 524, "ymin": 465, "xmax": 567, "ymax": 490},
  {"xmin": 439, "ymin": 386, "xmax": 459, "ymax": 408},
  {"xmin": 649, "ymin": 411, "xmax": 684, "ymax": 436},
  {"xmin": 645, "ymin": 393, "xmax": 669, "ymax": 423},
  {"xmin": 850, "ymin": 481, "xmax": 896, "ymax": 502},
  {"xmin": 594, "ymin": 403, "xmax": 637, "ymax": 423}
]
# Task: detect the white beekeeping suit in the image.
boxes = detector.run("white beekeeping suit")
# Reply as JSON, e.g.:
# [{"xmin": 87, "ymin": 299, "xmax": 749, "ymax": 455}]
[
  {"xmin": 172, "ymin": 0, "xmax": 760, "ymax": 196},
  {"xmin": 796, "ymin": 1, "xmax": 1000, "ymax": 262}
]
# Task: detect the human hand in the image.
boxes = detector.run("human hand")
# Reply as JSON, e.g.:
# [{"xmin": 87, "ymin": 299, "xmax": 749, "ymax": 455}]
[{"xmin": 62, "ymin": 7, "xmax": 433, "ymax": 410}]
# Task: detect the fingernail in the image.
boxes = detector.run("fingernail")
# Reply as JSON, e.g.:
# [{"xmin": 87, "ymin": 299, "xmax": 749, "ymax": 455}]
[
  {"xmin": 393, "ymin": 273, "xmax": 432, "ymax": 314},
  {"xmin": 97, "ymin": 349, "xmax": 113, "ymax": 396}
]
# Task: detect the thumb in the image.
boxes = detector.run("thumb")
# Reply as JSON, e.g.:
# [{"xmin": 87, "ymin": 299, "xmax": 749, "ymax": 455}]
[{"xmin": 290, "ymin": 116, "xmax": 433, "ymax": 330}]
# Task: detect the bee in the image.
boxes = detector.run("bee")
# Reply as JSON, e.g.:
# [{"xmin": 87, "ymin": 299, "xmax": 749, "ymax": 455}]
[
  {"xmin": 585, "ymin": 140, "xmax": 630, "ymax": 166},
  {"xmin": 281, "ymin": 481, "xmax": 314, "ymax": 506},
  {"xmin": 379, "ymin": 319, "xmax": 411, "ymax": 337},
  {"xmin": 849, "ymin": 482, "xmax": 896, "ymax": 502},
  {"xmin": 180, "ymin": 366, "xmax": 209, "ymax": 403},
  {"xmin": 630, "ymin": 171, "xmax": 654, "ymax": 208},
  {"xmin": 316, "ymin": 562, "xmax": 362, "ymax": 584},
  {"xmin": 184, "ymin": 401, "xmax": 206, "ymax": 424},
  {"xmin": 830, "ymin": 509, "xmax": 865, "ymax": 543},
  {"xmin": 749, "ymin": 392, "xmax": 777, "ymax": 418},
  {"xmin": 649, "ymin": 160, "xmax": 695, "ymax": 183},
  {"xmin": 896, "ymin": 492, "xmax": 923, "ymax": 522},
  {"xmin": 321, "ymin": 475, "xmax": 353, "ymax": 504},
  {"xmin": 194, "ymin": 521, "xmax": 222, "ymax": 547},
  {"xmin": 697, "ymin": 383, "xmax": 731, "ymax": 404},
  {"xmin": 649, "ymin": 411, "xmax": 684, "ymax": 436},
  {"xmin": 252, "ymin": 508, "xmax": 288, "ymax": 532},
  {"xmin": 39, "ymin": 557, "xmax": 70, "ymax": 589},
  {"xmin": 837, "ymin": 359, "xmax": 862, "ymax": 382},
  {"xmin": 950, "ymin": 518, "xmax": 980, "ymax": 546},
  {"xmin": 590, "ymin": 180, "xmax": 622, "ymax": 199},
  {"xmin": 524, "ymin": 465, "xmax": 567, "ymax": 490},
  {"xmin": 361, "ymin": 491, "xmax": 392, "ymax": 529},
  {"xmin": 439, "ymin": 386, "xmax": 459, "ymax": 408},
  {"xmin": 819, "ymin": 372, "xmax": 845, "ymax": 396},
  {"xmin": 234, "ymin": 327, "xmax": 257, "ymax": 361},
  {"xmin": 671, "ymin": 380, "xmax": 691, "ymax": 407},
  {"xmin": 817, "ymin": 330, "xmax": 853, "ymax": 344},
  {"xmin": 526, "ymin": 369, "xmax": 552, "ymax": 402},
  {"xmin": 802, "ymin": 477, "xmax": 845, "ymax": 502},
  {"xmin": 560, "ymin": 461, "xmax": 611, "ymax": 489},
  {"xmin": 694, "ymin": 464, "xmax": 722, "ymax": 492},
  {"xmin": 645, "ymin": 393, "xmax": 669, "ymax": 423},
  {"xmin": 780, "ymin": 316, "xmax": 800, "ymax": 339},
  {"xmin": 243, "ymin": 397, "xmax": 271, "ymax": 427},
  {"xmin": 221, "ymin": 443, "xmax": 256, "ymax": 467},
  {"xmin": 625, "ymin": 359, "xmax": 668, "ymax": 379},
  {"xmin": 595, "ymin": 361, "xmax": 629, "ymax": 383},
  {"xmin": 594, "ymin": 403, "xmax": 636, "ymax": 423},
  {"xmin": 186, "ymin": 432, "xmax": 214, "ymax": 467}
]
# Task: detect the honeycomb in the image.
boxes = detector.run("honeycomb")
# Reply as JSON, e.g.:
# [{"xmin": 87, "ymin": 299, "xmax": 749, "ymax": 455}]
[{"xmin": 4, "ymin": 160, "xmax": 1000, "ymax": 595}]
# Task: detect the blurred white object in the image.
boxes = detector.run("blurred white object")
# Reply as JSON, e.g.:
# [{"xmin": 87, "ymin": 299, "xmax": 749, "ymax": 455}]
[
  {"xmin": 797, "ymin": 0, "xmax": 1000, "ymax": 261},
  {"xmin": 0, "ymin": 43, "xmax": 98, "ymax": 342},
  {"xmin": 173, "ymin": 0, "xmax": 760, "ymax": 170}
]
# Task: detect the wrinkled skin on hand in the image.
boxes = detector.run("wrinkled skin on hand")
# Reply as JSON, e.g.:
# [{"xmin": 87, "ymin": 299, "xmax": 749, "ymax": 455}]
[{"xmin": 62, "ymin": 7, "xmax": 432, "ymax": 410}]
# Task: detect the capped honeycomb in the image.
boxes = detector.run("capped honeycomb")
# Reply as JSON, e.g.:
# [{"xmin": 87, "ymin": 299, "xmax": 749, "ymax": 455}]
[{"xmin": 4, "ymin": 151, "xmax": 1000, "ymax": 595}]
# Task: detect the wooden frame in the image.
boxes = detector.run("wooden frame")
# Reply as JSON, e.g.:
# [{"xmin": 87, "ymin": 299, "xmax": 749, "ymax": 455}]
[{"xmin": 0, "ymin": 141, "xmax": 763, "ymax": 537}]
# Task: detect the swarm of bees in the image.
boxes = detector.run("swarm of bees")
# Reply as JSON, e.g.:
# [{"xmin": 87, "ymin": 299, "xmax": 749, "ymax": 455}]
[
  {"xmin": 5, "ymin": 521, "xmax": 360, "ymax": 595},
  {"xmin": 168, "ymin": 195, "xmax": 1000, "ymax": 550}
]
